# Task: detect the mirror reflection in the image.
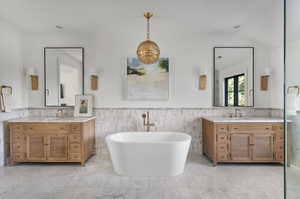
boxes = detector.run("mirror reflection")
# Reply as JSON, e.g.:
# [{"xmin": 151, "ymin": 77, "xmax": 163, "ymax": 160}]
[
  {"xmin": 214, "ymin": 47, "xmax": 254, "ymax": 107},
  {"xmin": 44, "ymin": 47, "xmax": 84, "ymax": 107}
]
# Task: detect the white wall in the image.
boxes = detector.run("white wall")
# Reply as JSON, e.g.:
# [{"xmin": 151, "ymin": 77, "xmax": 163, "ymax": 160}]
[
  {"xmin": 22, "ymin": 31, "xmax": 96, "ymax": 108},
  {"xmin": 270, "ymin": 46, "xmax": 284, "ymax": 109},
  {"xmin": 0, "ymin": 19, "xmax": 27, "ymax": 109},
  {"xmin": 22, "ymin": 28, "xmax": 279, "ymax": 108},
  {"xmin": 90, "ymin": 29, "xmax": 273, "ymax": 108}
]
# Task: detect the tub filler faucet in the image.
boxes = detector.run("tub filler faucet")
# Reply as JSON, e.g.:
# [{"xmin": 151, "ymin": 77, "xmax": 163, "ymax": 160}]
[{"xmin": 142, "ymin": 112, "xmax": 155, "ymax": 132}]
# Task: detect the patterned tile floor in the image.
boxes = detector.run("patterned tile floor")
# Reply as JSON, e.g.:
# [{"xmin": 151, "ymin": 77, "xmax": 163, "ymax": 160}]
[{"xmin": 0, "ymin": 154, "xmax": 284, "ymax": 199}]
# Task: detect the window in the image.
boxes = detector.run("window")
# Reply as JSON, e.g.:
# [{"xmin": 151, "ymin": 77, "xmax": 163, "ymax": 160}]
[{"xmin": 224, "ymin": 74, "xmax": 246, "ymax": 106}]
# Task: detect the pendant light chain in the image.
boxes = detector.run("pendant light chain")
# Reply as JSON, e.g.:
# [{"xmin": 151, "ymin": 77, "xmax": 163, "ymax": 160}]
[{"xmin": 147, "ymin": 17, "xmax": 150, "ymax": 40}]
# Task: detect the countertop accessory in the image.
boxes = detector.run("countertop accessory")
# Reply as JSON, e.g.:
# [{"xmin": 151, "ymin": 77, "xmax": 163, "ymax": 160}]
[{"xmin": 74, "ymin": 94, "xmax": 94, "ymax": 117}]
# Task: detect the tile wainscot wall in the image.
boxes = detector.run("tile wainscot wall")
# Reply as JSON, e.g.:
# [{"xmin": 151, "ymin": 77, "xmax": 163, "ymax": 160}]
[{"xmin": 0, "ymin": 107, "xmax": 283, "ymax": 166}]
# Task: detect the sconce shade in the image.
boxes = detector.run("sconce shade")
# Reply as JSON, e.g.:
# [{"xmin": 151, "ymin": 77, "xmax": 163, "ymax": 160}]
[
  {"xmin": 199, "ymin": 75, "xmax": 207, "ymax": 90},
  {"xmin": 91, "ymin": 75, "xmax": 98, "ymax": 90},
  {"xmin": 137, "ymin": 40, "xmax": 160, "ymax": 64},
  {"xmin": 31, "ymin": 75, "xmax": 39, "ymax": 90},
  {"xmin": 260, "ymin": 75, "xmax": 269, "ymax": 91}
]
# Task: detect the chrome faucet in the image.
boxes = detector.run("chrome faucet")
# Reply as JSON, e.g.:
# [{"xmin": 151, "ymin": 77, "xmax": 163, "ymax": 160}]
[{"xmin": 142, "ymin": 112, "xmax": 155, "ymax": 132}]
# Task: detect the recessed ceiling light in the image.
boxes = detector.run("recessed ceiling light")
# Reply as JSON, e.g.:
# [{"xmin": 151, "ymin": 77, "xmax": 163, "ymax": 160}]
[
  {"xmin": 56, "ymin": 25, "xmax": 63, "ymax": 29},
  {"xmin": 233, "ymin": 25, "xmax": 241, "ymax": 29}
]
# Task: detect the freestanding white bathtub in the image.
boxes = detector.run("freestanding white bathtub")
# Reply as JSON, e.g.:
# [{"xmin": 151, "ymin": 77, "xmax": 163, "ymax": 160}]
[{"xmin": 106, "ymin": 132, "xmax": 191, "ymax": 177}]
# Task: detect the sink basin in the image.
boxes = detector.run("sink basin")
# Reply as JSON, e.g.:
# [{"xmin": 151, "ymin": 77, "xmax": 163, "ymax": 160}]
[{"xmin": 43, "ymin": 117, "xmax": 71, "ymax": 121}]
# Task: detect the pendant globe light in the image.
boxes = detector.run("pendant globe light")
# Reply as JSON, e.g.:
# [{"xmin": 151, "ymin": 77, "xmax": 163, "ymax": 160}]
[{"xmin": 137, "ymin": 12, "xmax": 160, "ymax": 64}]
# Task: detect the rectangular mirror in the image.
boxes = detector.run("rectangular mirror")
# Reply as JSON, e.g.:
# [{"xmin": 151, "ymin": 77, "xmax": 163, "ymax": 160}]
[
  {"xmin": 213, "ymin": 47, "xmax": 254, "ymax": 107},
  {"xmin": 44, "ymin": 47, "xmax": 84, "ymax": 107}
]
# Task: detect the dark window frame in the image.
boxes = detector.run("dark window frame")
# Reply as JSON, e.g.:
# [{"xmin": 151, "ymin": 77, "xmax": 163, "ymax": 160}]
[{"xmin": 224, "ymin": 73, "xmax": 245, "ymax": 106}]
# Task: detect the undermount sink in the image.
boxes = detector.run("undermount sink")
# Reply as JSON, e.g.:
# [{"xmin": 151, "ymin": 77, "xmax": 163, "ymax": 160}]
[
  {"xmin": 227, "ymin": 117, "xmax": 249, "ymax": 120},
  {"xmin": 43, "ymin": 117, "xmax": 68, "ymax": 120}
]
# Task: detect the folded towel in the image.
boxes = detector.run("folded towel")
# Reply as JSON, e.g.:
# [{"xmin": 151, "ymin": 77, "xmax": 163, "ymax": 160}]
[
  {"xmin": 0, "ymin": 94, "xmax": 4, "ymax": 112},
  {"xmin": 1, "ymin": 87, "xmax": 12, "ymax": 112},
  {"xmin": 287, "ymin": 92, "xmax": 300, "ymax": 116}
]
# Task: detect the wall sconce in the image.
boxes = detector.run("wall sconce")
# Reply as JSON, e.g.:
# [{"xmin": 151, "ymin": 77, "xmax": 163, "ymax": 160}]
[
  {"xmin": 91, "ymin": 75, "xmax": 98, "ymax": 90},
  {"xmin": 26, "ymin": 67, "xmax": 38, "ymax": 90},
  {"xmin": 198, "ymin": 67, "xmax": 207, "ymax": 90},
  {"xmin": 199, "ymin": 74, "xmax": 207, "ymax": 90},
  {"xmin": 89, "ymin": 68, "xmax": 102, "ymax": 91},
  {"xmin": 260, "ymin": 67, "xmax": 271, "ymax": 91}
]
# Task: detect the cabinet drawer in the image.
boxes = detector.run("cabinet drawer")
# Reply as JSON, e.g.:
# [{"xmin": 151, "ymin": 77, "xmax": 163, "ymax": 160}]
[
  {"xmin": 276, "ymin": 135, "xmax": 284, "ymax": 143},
  {"xmin": 24, "ymin": 124, "xmax": 70, "ymax": 133},
  {"xmin": 69, "ymin": 153, "xmax": 81, "ymax": 161},
  {"xmin": 71, "ymin": 124, "xmax": 82, "ymax": 133},
  {"xmin": 217, "ymin": 152, "xmax": 228, "ymax": 161},
  {"xmin": 69, "ymin": 134, "xmax": 81, "ymax": 143},
  {"xmin": 276, "ymin": 152, "xmax": 284, "ymax": 161},
  {"xmin": 275, "ymin": 131, "xmax": 284, "ymax": 137},
  {"xmin": 12, "ymin": 133, "xmax": 24, "ymax": 141},
  {"xmin": 11, "ymin": 125, "xmax": 23, "ymax": 132},
  {"xmin": 229, "ymin": 124, "xmax": 272, "ymax": 132},
  {"xmin": 217, "ymin": 143, "xmax": 227, "ymax": 152},
  {"xmin": 275, "ymin": 143, "xmax": 284, "ymax": 152},
  {"xmin": 272, "ymin": 124, "xmax": 284, "ymax": 132},
  {"xmin": 216, "ymin": 133, "xmax": 227, "ymax": 143},
  {"xmin": 70, "ymin": 143, "xmax": 81, "ymax": 153},
  {"xmin": 12, "ymin": 153, "xmax": 25, "ymax": 161},
  {"xmin": 12, "ymin": 142, "xmax": 24, "ymax": 152},
  {"xmin": 216, "ymin": 124, "xmax": 228, "ymax": 133}
]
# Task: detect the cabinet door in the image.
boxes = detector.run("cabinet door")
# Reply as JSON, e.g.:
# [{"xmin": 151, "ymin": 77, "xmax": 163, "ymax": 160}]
[
  {"xmin": 26, "ymin": 135, "xmax": 47, "ymax": 161},
  {"xmin": 229, "ymin": 133, "xmax": 252, "ymax": 161},
  {"xmin": 47, "ymin": 135, "xmax": 68, "ymax": 161},
  {"xmin": 252, "ymin": 134, "xmax": 274, "ymax": 161}
]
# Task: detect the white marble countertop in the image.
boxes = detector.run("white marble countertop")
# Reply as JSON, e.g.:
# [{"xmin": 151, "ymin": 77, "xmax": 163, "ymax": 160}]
[
  {"xmin": 7, "ymin": 116, "xmax": 96, "ymax": 123},
  {"xmin": 202, "ymin": 117, "xmax": 285, "ymax": 123}
]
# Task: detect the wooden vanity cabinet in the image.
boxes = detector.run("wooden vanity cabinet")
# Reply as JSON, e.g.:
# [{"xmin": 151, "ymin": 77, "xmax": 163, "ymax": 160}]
[
  {"xmin": 9, "ymin": 120, "xmax": 96, "ymax": 165},
  {"xmin": 202, "ymin": 119, "xmax": 284, "ymax": 166}
]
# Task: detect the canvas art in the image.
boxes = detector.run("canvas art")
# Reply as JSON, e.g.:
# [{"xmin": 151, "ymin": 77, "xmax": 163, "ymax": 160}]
[{"xmin": 126, "ymin": 57, "xmax": 169, "ymax": 100}]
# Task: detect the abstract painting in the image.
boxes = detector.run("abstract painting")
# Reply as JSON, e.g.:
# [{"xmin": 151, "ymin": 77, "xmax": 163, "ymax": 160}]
[{"xmin": 126, "ymin": 57, "xmax": 169, "ymax": 100}]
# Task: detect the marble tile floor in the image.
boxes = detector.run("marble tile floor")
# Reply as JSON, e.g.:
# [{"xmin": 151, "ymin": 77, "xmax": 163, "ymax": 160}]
[
  {"xmin": 0, "ymin": 154, "xmax": 284, "ymax": 199},
  {"xmin": 286, "ymin": 166, "xmax": 300, "ymax": 199}
]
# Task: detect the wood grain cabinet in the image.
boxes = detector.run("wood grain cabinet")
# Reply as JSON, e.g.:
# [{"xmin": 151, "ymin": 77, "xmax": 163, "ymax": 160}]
[
  {"xmin": 202, "ymin": 119, "xmax": 284, "ymax": 166},
  {"xmin": 9, "ymin": 119, "xmax": 96, "ymax": 165}
]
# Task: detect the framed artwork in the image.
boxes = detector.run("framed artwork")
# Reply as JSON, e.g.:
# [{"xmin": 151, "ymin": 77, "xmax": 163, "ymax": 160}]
[
  {"xmin": 74, "ymin": 94, "xmax": 93, "ymax": 117},
  {"xmin": 126, "ymin": 57, "xmax": 169, "ymax": 100}
]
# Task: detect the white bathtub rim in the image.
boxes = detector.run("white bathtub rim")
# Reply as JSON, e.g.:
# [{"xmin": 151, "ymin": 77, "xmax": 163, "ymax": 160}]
[{"xmin": 106, "ymin": 132, "xmax": 192, "ymax": 144}]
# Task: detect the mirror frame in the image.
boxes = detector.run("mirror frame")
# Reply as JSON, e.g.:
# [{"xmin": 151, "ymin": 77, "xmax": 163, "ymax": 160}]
[
  {"xmin": 44, "ymin": 47, "xmax": 85, "ymax": 107},
  {"xmin": 213, "ymin": 47, "xmax": 255, "ymax": 107}
]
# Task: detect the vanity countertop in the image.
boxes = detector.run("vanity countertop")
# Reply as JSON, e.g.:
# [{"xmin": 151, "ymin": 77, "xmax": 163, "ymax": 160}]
[
  {"xmin": 202, "ymin": 117, "xmax": 285, "ymax": 123},
  {"xmin": 7, "ymin": 116, "xmax": 96, "ymax": 123}
]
